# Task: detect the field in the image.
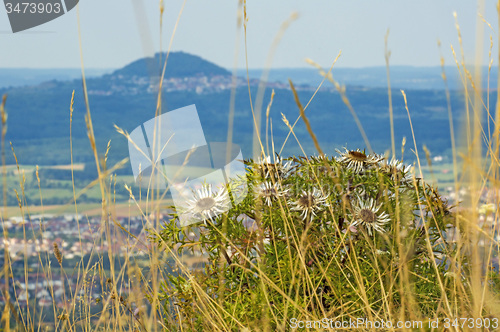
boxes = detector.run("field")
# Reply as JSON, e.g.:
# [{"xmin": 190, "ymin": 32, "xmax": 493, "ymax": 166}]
[{"xmin": 2, "ymin": 2, "xmax": 500, "ymax": 332}]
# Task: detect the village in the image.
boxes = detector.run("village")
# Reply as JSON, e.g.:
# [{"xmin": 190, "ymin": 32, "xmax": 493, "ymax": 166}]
[
  {"xmin": 1, "ymin": 175, "xmax": 499, "ymax": 311},
  {"xmin": 87, "ymin": 73, "xmax": 330, "ymax": 96},
  {"xmin": 0, "ymin": 213, "xmax": 161, "ymax": 311}
]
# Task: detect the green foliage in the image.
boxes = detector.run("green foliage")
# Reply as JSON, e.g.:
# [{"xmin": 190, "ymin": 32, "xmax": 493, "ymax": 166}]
[
  {"xmin": 111, "ymin": 52, "xmax": 231, "ymax": 78},
  {"xmin": 154, "ymin": 150, "xmax": 460, "ymax": 330}
]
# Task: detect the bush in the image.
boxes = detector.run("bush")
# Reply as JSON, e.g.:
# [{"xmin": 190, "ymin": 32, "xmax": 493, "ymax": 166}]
[{"xmin": 155, "ymin": 149, "xmax": 462, "ymax": 330}]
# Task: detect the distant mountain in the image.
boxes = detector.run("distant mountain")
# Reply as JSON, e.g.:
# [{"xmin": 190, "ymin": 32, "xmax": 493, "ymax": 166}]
[
  {"xmin": 0, "ymin": 51, "xmax": 490, "ymax": 168},
  {"xmin": 0, "ymin": 52, "xmax": 231, "ymax": 90},
  {"xmin": 111, "ymin": 52, "xmax": 231, "ymax": 78}
]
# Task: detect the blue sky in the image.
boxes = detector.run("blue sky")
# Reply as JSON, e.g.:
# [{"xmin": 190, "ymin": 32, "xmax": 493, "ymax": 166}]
[{"xmin": 0, "ymin": 1, "xmax": 497, "ymax": 69}]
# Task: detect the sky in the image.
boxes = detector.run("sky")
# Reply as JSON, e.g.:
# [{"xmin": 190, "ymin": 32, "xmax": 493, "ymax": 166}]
[{"xmin": 0, "ymin": 1, "xmax": 497, "ymax": 70}]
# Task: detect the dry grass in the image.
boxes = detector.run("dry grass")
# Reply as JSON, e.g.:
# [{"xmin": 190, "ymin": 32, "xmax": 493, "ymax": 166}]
[{"xmin": 1, "ymin": 1, "xmax": 500, "ymax": 331}]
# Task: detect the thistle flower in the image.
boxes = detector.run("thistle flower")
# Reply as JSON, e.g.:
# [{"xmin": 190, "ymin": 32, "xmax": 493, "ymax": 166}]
[
  {"xmin": 351, "ymin": 197, "xmax": 390, "ymax": 235},
  {"xmin": 290, "ymin": 188, "xmax": 329, "ymax": 220},
  {"xmin": 379, "ymin": 157, "xmax": 413, "ymax": 184},
  {"xmin": 336, "ymin": 148, "xmax": 382, "ymax": 173},
  {"xmin": 254, "ymin": 181, "xmax": 288, "ymax": 206},
  {"xmin": 185, "ymin": 184, "xmax": 230, "ymax": 225},
  {"xmin": 255, "ymin": 155, "xmax": 292, "ymax": 179}
]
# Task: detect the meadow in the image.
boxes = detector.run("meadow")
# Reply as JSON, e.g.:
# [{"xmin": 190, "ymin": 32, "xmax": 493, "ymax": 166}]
[{"xmin": 2, "ymin": 2, "xmax": 500, "ymax": 332}]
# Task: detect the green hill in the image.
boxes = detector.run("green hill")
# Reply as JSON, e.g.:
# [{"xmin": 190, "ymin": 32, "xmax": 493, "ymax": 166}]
[{"xmin": 0, "ymin": 51, "xmax": 481, "ymax": 169}]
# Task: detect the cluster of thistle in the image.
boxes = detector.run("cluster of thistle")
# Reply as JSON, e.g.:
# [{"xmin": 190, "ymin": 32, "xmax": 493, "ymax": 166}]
[
  {"xmin": 183, "ymin": 148, "xmax": 416, "ymax": 235},
  {"xmin": 242, "ymin": 149, "xmax": 452, "ymax": 270},
  {"xmin": 248, "ymin": 148, "xmax": 418, "ymax": 236},
  {"xmin": 158, "ymin": 148, "xmax": 455, "ymax": 327}
]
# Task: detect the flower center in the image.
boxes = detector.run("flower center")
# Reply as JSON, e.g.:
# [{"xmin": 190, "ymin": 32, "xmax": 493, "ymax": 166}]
[
  {"xmin": 360, "ymin": 209, "xmax": 376, "ymax": 223},
  {"xmin": 298, "ymin": 195, "xmax": 315, "ymax": 208},
  {"xmin": 348, "ymin": 151, "xmax": 367, "ymax": 161},
  {"xmin": 196, "ymin": 197, "xmax": 216, "ymax": 211},
  {"xmin": 263, "ymin": 188, "xmax": 277, "ymax": 197}
]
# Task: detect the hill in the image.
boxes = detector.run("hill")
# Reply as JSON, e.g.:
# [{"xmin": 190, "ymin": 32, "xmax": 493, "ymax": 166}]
[
  {"xmin": 111, "ymin": 52, "xmax": 230, "ymax": 78},
  {"xmin": 0, "ymin": 51, "xmax": 485, "ymax": 169}
]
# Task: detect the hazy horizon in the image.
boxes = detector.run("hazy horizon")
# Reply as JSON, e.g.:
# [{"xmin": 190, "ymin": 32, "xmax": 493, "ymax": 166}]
[{"xmin": 0, "ymin": 58, "xmax": 496, "ymax": 91}]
